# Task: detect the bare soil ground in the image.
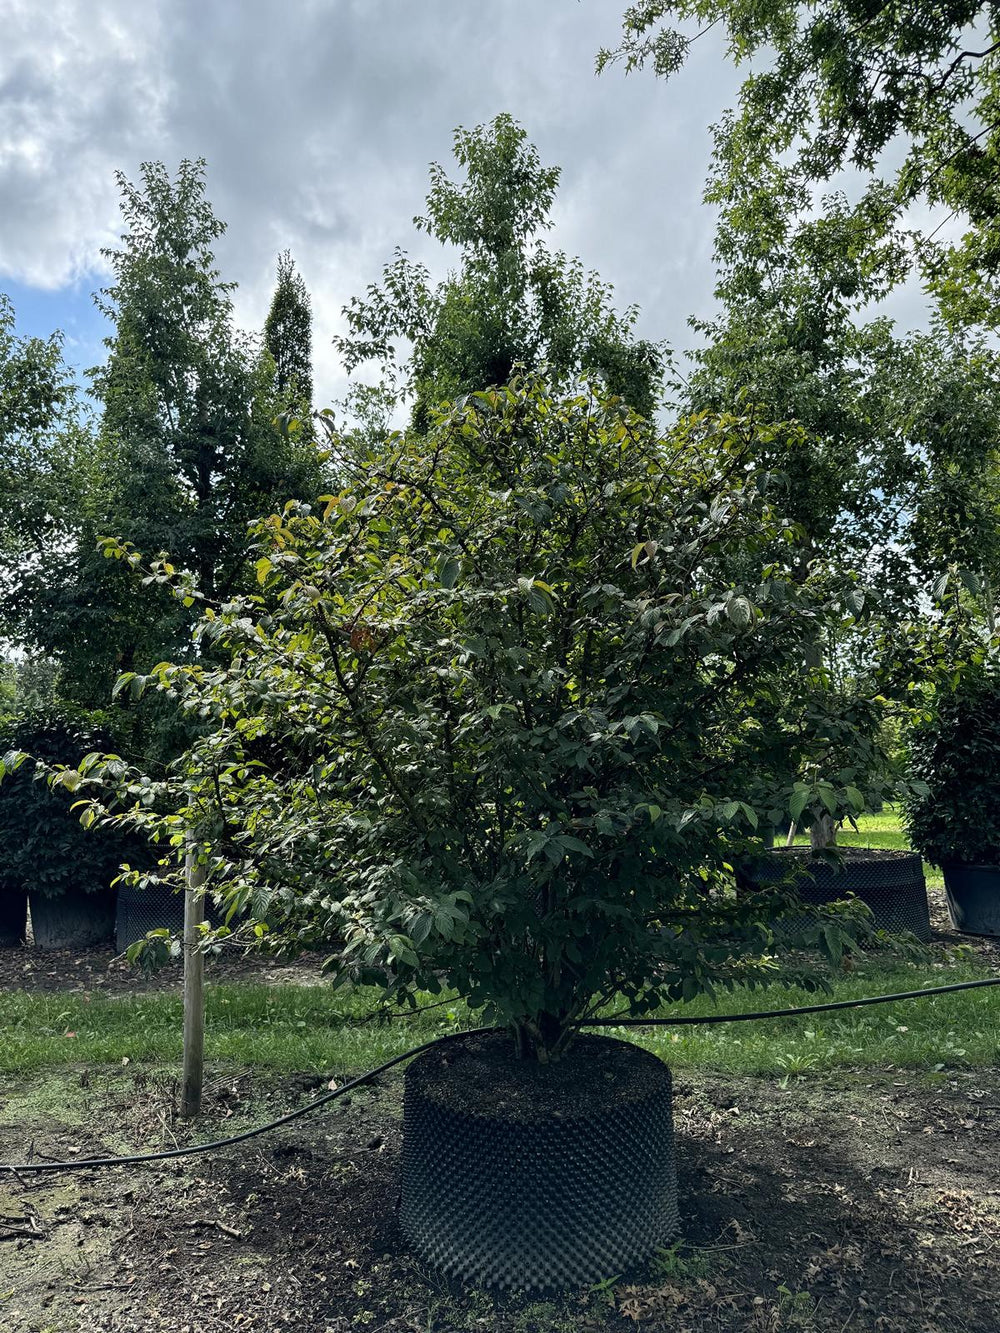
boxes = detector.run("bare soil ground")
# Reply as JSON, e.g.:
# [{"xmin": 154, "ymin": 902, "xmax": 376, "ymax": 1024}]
[
  {"xmin": 2, "ymin": 887, "xmax": 999, "ymax": 1333},
  {"xmin": 2, "ymin": 1062, "xmax": 1000, "ymax": 1333}
]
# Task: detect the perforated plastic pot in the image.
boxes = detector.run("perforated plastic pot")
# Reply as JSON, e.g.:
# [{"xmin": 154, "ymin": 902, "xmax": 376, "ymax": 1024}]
[
  {"xmin": 942, "ymin": 863, "xmax": 1000, "ymax": 937},
  {"xmin": 0, "ymin": 888, "xmax": 27, "ymax": 947},
  {"xmin": 115, "ymin": 884, "xmax": 238, "ymax": 950},
  {"xmin": 735, "ymin": 847, "xmax": 931, "ymax": 942},
  {"xmin": 116, "ymin": 883, "xmax": 186, "ymax": 950},
  {"xmin": 399, "ymin": 1030, "xmax": 678, "ymax": 1293},
  {"xmin": 28, "ymin": 885, "xmax": 116, "ymax": 949}
]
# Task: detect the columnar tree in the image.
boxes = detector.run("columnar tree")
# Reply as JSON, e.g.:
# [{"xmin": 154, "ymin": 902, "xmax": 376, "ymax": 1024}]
[
  {"xmin": 10, "ymin": 162, "xmax": 324, "ymax": 710},
  {"xmin": 264, "ymin": 250, "xmax": 313, "ymax": 422}
]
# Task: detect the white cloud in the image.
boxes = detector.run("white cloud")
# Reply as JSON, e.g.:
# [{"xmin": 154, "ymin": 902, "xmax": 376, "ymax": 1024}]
[
  {"xmin": 0, "ymin": 0, "xmax": 746, "ymax": 403},
  {"xmin": 0, "ymin": 0, "xmax": 170, "ymax": 286}
]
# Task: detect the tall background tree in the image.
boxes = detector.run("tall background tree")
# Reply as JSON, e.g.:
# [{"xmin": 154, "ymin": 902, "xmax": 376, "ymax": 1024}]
[
  {"xmin": 7, "ymin": 160, "xmax": 324, "ymax": 713},
  {"xmin": 599, "ymin": 2, "xmax": 1000, "ymax": 329},
  {"xmin": 335, "ymin": 114, "xmax": 666, "ymax": 434},
  {"xmin": 601, "ymin": 1, "xmax": 1000, "ymax": 626},
  {"xmin": 264, "ymin": 250, "xmax": 313, "ymax": 425}
]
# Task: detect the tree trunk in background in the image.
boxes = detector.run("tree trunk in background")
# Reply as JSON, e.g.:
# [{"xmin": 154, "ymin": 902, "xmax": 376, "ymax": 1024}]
[{"xmin": 810, "ymin": 814, "xmax": 837, "ymax": 851}]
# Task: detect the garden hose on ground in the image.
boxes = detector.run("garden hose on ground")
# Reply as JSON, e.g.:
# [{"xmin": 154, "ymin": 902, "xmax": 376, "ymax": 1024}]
[
  {"xmin": 3, "ymin": 975, "xmax": 1000, "ymax": 1177},
  {"xmin": 581, "ymin": 975, "xmax": 1000, "ymax": 1026}
]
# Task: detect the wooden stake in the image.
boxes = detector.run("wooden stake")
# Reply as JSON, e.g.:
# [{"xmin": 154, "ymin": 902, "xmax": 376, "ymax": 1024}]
[{"xmin": 180, "ymin": 850, "xmax": 207, "ymax": 1119}]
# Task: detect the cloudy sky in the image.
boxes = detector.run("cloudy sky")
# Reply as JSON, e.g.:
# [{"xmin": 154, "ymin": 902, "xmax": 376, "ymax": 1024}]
[{"xmin": 0, "ymin": 0, "xmax": 759, "ymax": 406}]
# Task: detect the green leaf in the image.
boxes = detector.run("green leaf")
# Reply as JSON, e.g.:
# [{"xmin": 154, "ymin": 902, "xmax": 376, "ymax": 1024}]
[
  {"xmin": 958, "ymin": 568, "xmax": 981, "ymax": 596},
  {"xmin": 844, "ymin": 785, "xmax": 865, "ymax": 812},
  {"xmin": 818, "ymin": 786, "xmax": 838, "ymax": 815},
  {"xmin": 789, "ymin": 790, "xmax": 809, "ymax": 823},
  {"xmin": 438, "ymin": 556, "xmax": 461, "ymax": 589}
]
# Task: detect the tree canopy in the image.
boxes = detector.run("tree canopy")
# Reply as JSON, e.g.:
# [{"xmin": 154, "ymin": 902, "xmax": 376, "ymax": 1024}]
[
  {"xmin": 601, "ymin": 2, "xmax": 1000, "ymax": 331},
  {"xmin": 335, "ymin": 114, "xmax": 666, "ymax": 429}
]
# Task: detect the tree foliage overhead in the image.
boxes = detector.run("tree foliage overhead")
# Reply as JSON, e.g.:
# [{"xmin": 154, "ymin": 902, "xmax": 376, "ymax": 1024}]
[
  {"xmin": 335, "ymin": 114, "xmax": 666, "ymax": 427},
  {"xmin": 601, "ymin": 1, "xmax": 1000, "ymax": 329},
  {"xmin": 66, "ymin": 377, "xmax": 891, "ymax": 1061}
]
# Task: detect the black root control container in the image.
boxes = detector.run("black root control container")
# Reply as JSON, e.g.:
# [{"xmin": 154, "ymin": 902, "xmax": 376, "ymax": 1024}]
[
  {"xmin": 28, "ymin": 885, "xmax": 116, "ymax": 949},
  {"xmin": 942, "ymin": 863, "xmax": 1000, "ymax": 937},
  {"xmin": 0, "ymin": 887, "xmax": 27, "ymax": 947},
  {"xmin": 736, "ymin": 847, "xmax": 931, "ymax": 942},
  {"xmin": 399, "ymin": 1030, "xmax": 678, "ymax": 1294}
]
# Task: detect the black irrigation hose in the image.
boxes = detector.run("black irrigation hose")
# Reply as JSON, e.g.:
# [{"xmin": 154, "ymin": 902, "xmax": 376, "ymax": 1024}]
[
  {"xmin": 4, "ymin": 975, "xmax": 1000, "ymax": 1177},
  {"xmin": 0, "ymin": 1027, "xmax": 491, "ymax": 1178},
  {"xmin": 582, "ymin": 975, "xmax": 1000, "ymax": 1026}
]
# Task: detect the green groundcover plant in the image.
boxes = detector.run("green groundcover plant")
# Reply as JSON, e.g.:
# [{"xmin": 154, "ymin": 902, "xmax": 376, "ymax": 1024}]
[{"xmin": 24, "ymin": 376, "xmax": 888, "ymax": 1061}]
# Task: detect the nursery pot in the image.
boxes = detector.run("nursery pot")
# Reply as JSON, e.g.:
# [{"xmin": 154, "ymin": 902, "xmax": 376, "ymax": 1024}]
[
  {"xmin": 0, "ymin": 887, "xmax": 28, "ymax": 947},
  {"xmin": 28, "ymin": 885, "xmax": 117, "ymax": 950},
  {"xmin": 736, "ymin": 847, "xmax": 931, "ymax": 942},
  {"xmin": 116, "ymin": 883, "xmax": 186, "ymax": 951},
  {"xmin": 399, "ymin": 1029, "xmax": 679, "ymax": 1293},
  {"xmin": 116, "ymin": 883, "xmax": 238, "ymax": 950},
  {"xmin": 941, "ymin": 863, "xmax": 1000, "ymax": 937}
]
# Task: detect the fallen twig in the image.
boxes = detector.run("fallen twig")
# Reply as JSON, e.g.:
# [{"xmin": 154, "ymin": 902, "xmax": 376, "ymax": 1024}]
[
  {"xmin": 186, "ymin": 1217, "xmax": 244, "ymax": 1239},
  {"xmin": 0, "ymin": 1214, "xmax": 46, "ymax": 1241}
]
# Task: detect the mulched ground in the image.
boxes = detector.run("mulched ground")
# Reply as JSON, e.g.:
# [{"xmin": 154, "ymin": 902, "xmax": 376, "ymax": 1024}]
[
  {"xmin": 2, "ymin": 1062, "xmax": 1000, "ymax": 1333},
  {"xmin": 0, "ymin": 942, "xmax": 330, "ymax": 994},
  {"xmin": 2, "ymin": 885, "xmax": 999, "ymax": 1332}
]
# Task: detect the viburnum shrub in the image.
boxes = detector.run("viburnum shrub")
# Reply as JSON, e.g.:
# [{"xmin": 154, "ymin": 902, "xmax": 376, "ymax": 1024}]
[{"xmin": 48, "ymin": 376, "xmax": 880, "ymax": 1061}]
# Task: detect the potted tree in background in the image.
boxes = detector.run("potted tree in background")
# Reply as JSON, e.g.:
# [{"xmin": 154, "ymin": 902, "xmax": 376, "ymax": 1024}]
[
  {"xmin": 904, "ymin": 665, "xmax": 1000, "ymax": 936},
  {"xmin": 736, "ymin": 673, "xmax": 933, "ymax": 941},
  {"xmin": 60, "ymin": 376, "xmax": 877, "ymax": 1291},
  {"xmin": 0, "ymin": 706, "xmax": 142, "ymax": 949}
]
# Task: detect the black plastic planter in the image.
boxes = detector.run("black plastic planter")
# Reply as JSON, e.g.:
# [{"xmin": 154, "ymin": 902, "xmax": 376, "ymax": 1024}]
[
  {"xmin": 399, "ymin": 1030, "xmax": 679, "ymax": 1293},
  {"xmin": 28, "ymin": 886, "xmax": 116, "ymax": 949},
  {"xmin": 116, "ymin": 884, "xmax": 236, "ymax": 951},
  {"xmin": 942, "ymin": 863, "xmax": 1000, "ymax": 937},
  {"xmin": 736, "ymin": 847, "xmax": 931, "ymax": 942},
  {"xmin": 116, "ymin": 883, "xmax": 186, "ymax": 951},
  {"xmin": 0, "ymin": 888, "xmax": 28, "ymax": 947}
]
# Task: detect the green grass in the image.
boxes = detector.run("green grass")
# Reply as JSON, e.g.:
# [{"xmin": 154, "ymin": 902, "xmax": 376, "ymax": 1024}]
[
  {"xmin": 0, "ymin": 983, "xmax": 459, "ymax": 1076},
  {"xmin": 631, "ymin": 958, "xmax": 1000, "ymax": 1075},
  {"xmin": 1, "ymin": 954, "xmax": 998, "ymax": 1080},
  {"xmin": 792, "ymin": 806, "xmax": 943, "ymax": 890}
]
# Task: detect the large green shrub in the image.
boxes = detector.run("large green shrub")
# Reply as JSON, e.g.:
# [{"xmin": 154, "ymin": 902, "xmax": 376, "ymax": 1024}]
[
  {"xmin": 68, "ymin": 376, "xmax": 878, "ymax": 1060},
  {"xmin": 904, "ymin": 667, "xmax": 1000, "ymax": 866},
  {"xmin": 0, "ymin": 706, "xmax": 136, "ymax": 899}
]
